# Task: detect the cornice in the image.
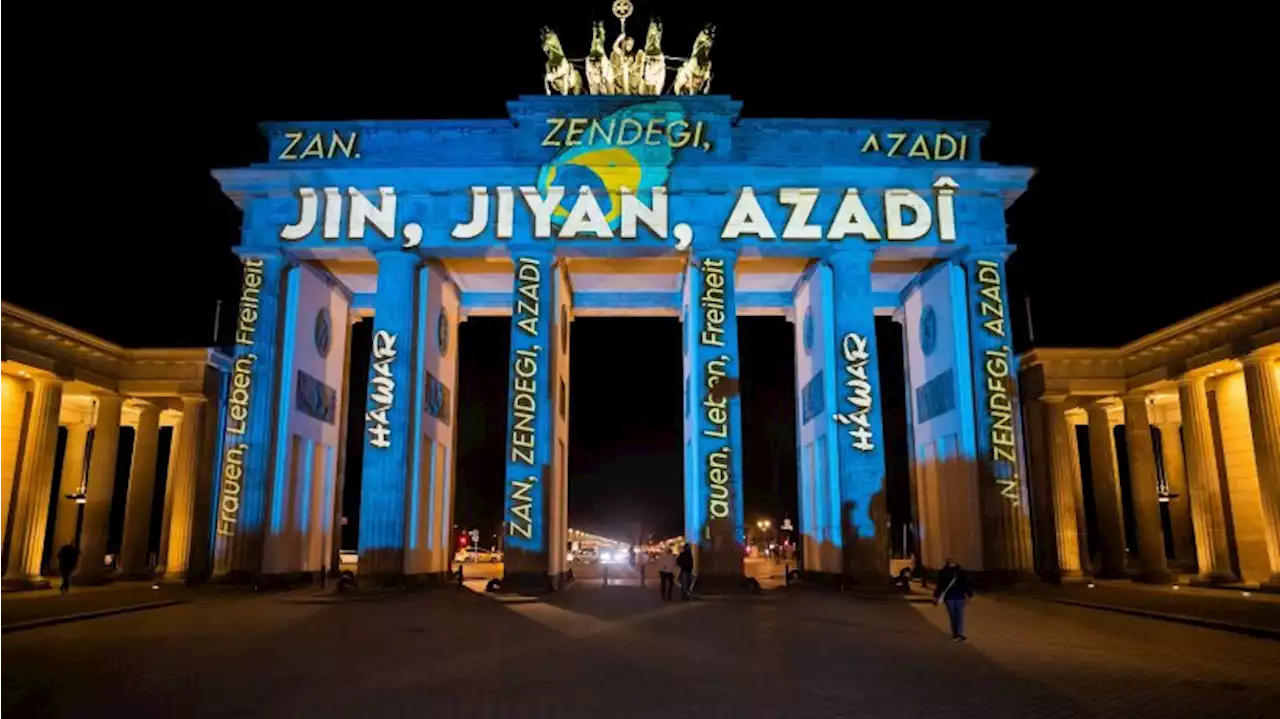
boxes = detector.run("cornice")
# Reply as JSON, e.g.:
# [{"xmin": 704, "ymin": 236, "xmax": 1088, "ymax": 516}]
[
  {"xmin": 1, "ymin": 303, "xmax": 126, "ymax": 360},
  {"xmin": 1019, "ymin": 282, "xmax": 1280, "ymax": 383},
  {"xmin": 1121, "ymin": 281, "xmax": 1279, "ymax": 357}
]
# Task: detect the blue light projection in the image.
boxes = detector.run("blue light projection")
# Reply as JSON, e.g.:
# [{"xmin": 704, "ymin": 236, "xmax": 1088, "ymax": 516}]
[
  {"xmin": 270, "ymin": 267, "xmax": 301, "ymax": 534},
  {"xmin": 409, "ymin": 269, "xmax": 431, "ymax": 553},
  {"xmin": 357, "ymin": 251, "xmax": 419, "ymax": 573},
  {"xmin": 683, "ymin": 251, "xmax": 746, "ymax": 574},
  {"xmin": 503, "ymin": 252, "xmax": 555, "ymax": 568},
  {"xmin": 964, "ymin": 250, "xmax": 1023, "ymax": 503},
  {"xmin": 535, "ymin": 100, "xmax": 689, "ymax": 232},
  {"xmin": 213, "ymin": 252, "xmax": 285, "ymax": 576},
  {"xmin": 826, "ymin": 250, "xmax": 887, "ymax": 557},
  {"xmin": 207, "ymin": 92, "xmax": 1038, "ymax": 582}
]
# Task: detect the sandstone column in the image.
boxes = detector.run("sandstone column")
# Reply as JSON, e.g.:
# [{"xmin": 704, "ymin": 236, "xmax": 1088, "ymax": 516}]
[
  {"xmin": 1068, "ymin": 415, "xmax": 1092, "ymax": 573},
  {"xmin": 50, "ymin": 422, "xmax": 92, "ymax": 552},
  {"xmin": 1121, "ymin": 394, "xmax": 1173, "ymax": 582},
  {"xmin": 1177, "ymin": 375, "xmax": 1236, "ymax": 582},
  {"xmin": 1085, "ymin": 403, "xmax": 1127, "ymax": 577},
  {"xmin": 961, "ymin": 250, "xmax": 1035, "ymax": 577},
  {"xmin": 358, "ymin": 251, "xmax": 421, "ymax": 582},
  {"xmin": 1046, "ymin": 398, "xmax": 1083, "ymax": 575},
  {"xmin": 161, "ymin": 396, "xmax": 207, "ymax": 577},
  {"xmin": 2, "ymin": 377, "xmax": 64, "ymax": 587},
  {"xmin": 1241, "ymin": 351, "xmax": 1280, "ymax": 587},
  {"xmin": 75, "ymin": 394, "xmax": 123, "ymax": 582},
  {"xmin": 0, "ymin": 368, "xmax": 28, "ymax": 555},
  {"xmin": 826, "ymin": 250, "xmax": 889, "ymax": 583},
  {"xmin": 213, "ymin": 253, "xmax": 287, "ymax": 580},
  {"xmin": 1022, "ymin": 397, "xmax": 1057, "ymax": 576},
  {"xmin": 330, "ymin": 313, "xmax": 359, "ymax": 577},
  {"xmin": 1155, "ymin": 421, "xmax": 1196, "ymax": 566},
  {"xmin": 119, "ymin": 401, "xmax": 161, "ymax": 577}
]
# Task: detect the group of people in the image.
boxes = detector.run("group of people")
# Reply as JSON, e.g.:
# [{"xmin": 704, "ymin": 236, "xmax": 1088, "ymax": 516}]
[
  {"xmin": 654, "ymin": 544, "xmax": 694, "ymax": 601},
  {"xmin": 644, "ymin": 544, "xmax": 975, "ymax": 641}
]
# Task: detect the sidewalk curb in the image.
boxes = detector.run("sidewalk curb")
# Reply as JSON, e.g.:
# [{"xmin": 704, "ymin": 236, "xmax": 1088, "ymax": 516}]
[
  {"xmin": 2, "ymin": 600, "xmax": 191, "ymax": 634},
  {"xmin": 1011, "ymin": 594, "xmax": 1280, "ymax": 641}
]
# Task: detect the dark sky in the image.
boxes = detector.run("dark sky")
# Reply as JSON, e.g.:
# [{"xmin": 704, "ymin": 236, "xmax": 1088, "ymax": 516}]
[{"xmin": 6, "ymin": 6, "xmax": 1269, "ymax": 546}]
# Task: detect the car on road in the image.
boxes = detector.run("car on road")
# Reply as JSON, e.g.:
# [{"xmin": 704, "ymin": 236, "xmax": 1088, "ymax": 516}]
[{"xmin": 454, "ymin": 547, "xmax": 502, "ymax": 563}]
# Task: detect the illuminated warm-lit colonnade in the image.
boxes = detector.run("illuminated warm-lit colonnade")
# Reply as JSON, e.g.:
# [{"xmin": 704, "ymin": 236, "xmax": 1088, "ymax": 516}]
[
  {"xmin": 1020, "ymin": 284, "xmax": 1280, "ymax": 588},
  {"xmin": 205, "ymin": 95, "xmax": 1040, "ymax": 592},
  {"xmin": 0, "ymin": 304, "xmax": 227, "ymax": 587}
]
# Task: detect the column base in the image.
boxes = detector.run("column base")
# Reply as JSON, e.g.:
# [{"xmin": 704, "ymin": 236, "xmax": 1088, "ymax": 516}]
[
  {"xmin": 255, "ymin": 571, "xmax": 329, "ymax": 590},
  {"xmin": 113, "ymin": 571, "xmax": 157, "ymax": 582},
  {"xmin": 351, "ymin": 572, "xmax": 412, "ymax": 589},
  {"xmin": 689, "ymin": 573, "xmax": 753, "ymax": 595},
  {"xmin": 2, "ymin": 577, "xmax": 52, "ymax": 591},
  {"xmin": 1257, "ymin": 575, "xmax": 1280, "ymax": 595},
  {"xmin": 212, "ymin": 569, "xmax": 264, "ymax": 586},
  {"xmin": 69, "ymin": 570, "xmax": 115, "ymax": 586},
  {"xmin": 1132, "ymin": 569, "xmax": 1178, "ymax": 585},
  {"xmin": 1190, "ymin": 572, "xmax": 1239, "ymax": 587},
  {"xmin": 551, "ymin": 570, "xmax": 572, "ymax": 591},
  {"xmin": 403, "ymin": 572, "xmax": 454, "ymax": 588},
  {"xmin": 494, "ymin": 571, "xmax": 557, "ymax": 595},
  {"xmin": 974, "ymin": 569, "xmax": 1041, "ymax": 588}
]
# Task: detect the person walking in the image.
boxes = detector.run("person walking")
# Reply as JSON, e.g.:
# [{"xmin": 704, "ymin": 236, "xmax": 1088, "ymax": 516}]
[
  {"xmin": 658, "ymin": 548, "xmax": 677, "ymax": 600},
  {"xmin": 56, "ymin": 543, "xmax": 81, "ymax": 595},
  {"xmin": 932, "ymin": 557, "xmax": 974, "ymax": 641},
  {"xmin": 677, "ymin": 544, "xmax": 694, "ymax": 601}
]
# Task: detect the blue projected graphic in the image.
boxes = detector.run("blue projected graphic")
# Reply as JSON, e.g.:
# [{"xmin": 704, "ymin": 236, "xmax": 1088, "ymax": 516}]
[
  {"xmin": 920, "ymin": 305, "xmax": 937, "ymax": 358},
  {"xmin": 535, "ymin": 101, "xmax": 688, "ymax": 231}
]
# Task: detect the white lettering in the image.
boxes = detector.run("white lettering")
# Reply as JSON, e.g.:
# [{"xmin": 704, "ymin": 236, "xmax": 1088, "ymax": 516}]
[
  {"xmin": 366, "ymin": 330, "xmax": 398, "ymax": 449},
  {"xmin": 832, "ymin": 332, "xmax": 876, "ymax": 452}
]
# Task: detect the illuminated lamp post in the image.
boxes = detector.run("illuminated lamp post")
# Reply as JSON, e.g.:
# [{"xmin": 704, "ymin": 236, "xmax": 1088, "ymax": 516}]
[
  {"xmin": 756, "ymin": 519, "xmax": 772, "ymax": 555},
  {"xmin": 65, "ymin": 490, "xmax": 88, "ymax": 548}
]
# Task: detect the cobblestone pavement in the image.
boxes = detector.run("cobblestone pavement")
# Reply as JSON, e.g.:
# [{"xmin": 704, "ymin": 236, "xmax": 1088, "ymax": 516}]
[
  {"xmin": 1009, "ymin": 581, "xmax": 1280, "ymax": 631},
  {"xmin": 3, "ymin": 584, "xmax": 1277, "ymax": 719},
  {"xmin": 1, "ymin": 581, "xmax": 251, "ymax": 628}
]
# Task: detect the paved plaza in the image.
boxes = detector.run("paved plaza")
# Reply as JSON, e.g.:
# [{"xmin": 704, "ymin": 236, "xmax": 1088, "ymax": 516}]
[{"xmin": 4, "ymin": 581, "xmax": 1279, "ymax": 719}]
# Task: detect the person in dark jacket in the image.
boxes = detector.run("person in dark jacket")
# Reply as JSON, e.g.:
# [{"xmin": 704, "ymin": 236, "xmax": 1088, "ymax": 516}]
[
  {"xmin": 932, "ymin": 557, "xmax": 974, "ymax": 641},
  {"xmin": 56, "ymin": 543, "xmax": 81, "ymax": 595},
  {"xmin": 676, "ymin": 544, "xmax": 694, "ymax": 600}
]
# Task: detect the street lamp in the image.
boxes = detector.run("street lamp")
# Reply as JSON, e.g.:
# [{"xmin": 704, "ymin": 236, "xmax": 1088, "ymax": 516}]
[{"xmin": 64, "ymin": 490, "xmax": 87, "ymax": 548}]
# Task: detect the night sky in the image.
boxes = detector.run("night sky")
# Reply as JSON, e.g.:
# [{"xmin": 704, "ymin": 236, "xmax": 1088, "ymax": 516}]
[{"xmin": 6, "ymin": 7, "xmax": 1268, "ymax": 547}]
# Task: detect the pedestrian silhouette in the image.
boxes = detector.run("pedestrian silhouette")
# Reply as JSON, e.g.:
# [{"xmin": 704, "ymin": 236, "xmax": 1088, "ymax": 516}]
[{"xmin": 56, "ymin": 543, "xmax": 81, "ymax": 595}]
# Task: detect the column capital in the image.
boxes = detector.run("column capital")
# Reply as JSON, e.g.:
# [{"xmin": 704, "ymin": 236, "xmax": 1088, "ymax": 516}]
[
  {"xmin": 29, "ymin": 374, "xmax": 63, "ymax": 390},
  {"xmin": 232, "ymin": 248, "xmax": 285, "ymax": 263},
  {"xmin": 1041, "ymin": 392, "xmax": 1072, "ymax": 405},
  {"xmin": 1176, "ymin": 372, "xmax": 1211, "ymax": 389},
  {"xmin": 1243, "ymin": 345, "xmax": 1280, "ymax": 366},
  {"xmin": 504, "ymin": 245, "xmax": 557, "ymax": 261},
  {"xmin": 690, "ymin": 247, "xmax": 739, "ymax": 264},
  {"xmin": 178, "ymin": 393, "xmax": 210, "ymax": 405},
  {"xmin": 824, "ymin": 247, "xmax": 875, "ymax": 270},
  {"xmin": 1120, "ymin": 390, "xmax": 1155, "ymax": 407},
  {"xmin": 372, "ymin": 248, "xmax": 423, "ymax": 265},
  {"xmin": 92, "ymin": 388, "xmax": 124, "ymax": 411},
  {"xmin": 959, "ymin": 245, "xmax": 1014, "ymax": 264},
  {"xmin": 1084, "ymin": 397, "xmax": 1118, "ymax": 412}
]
